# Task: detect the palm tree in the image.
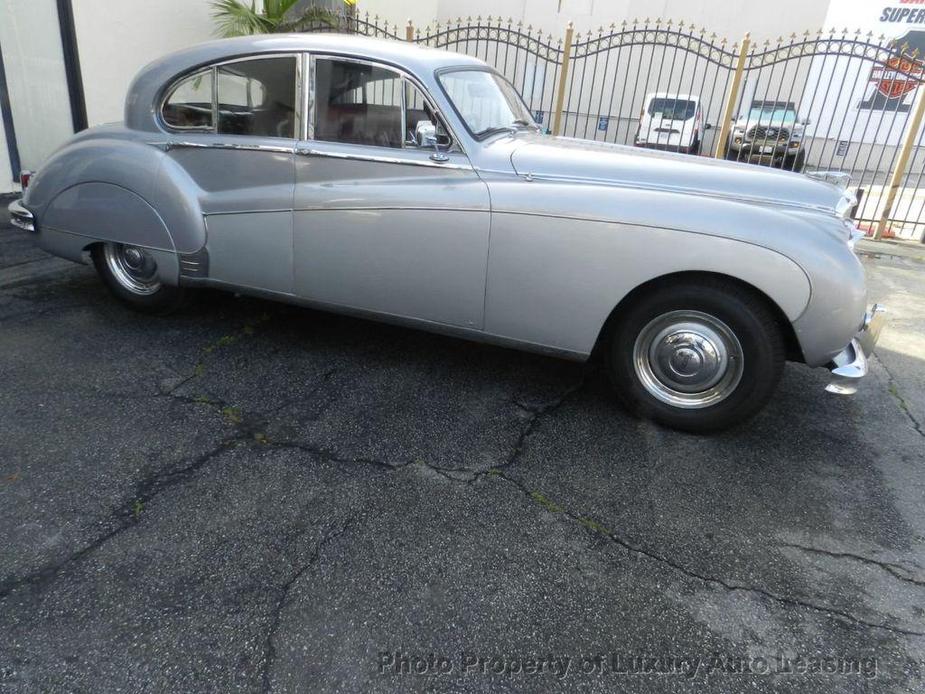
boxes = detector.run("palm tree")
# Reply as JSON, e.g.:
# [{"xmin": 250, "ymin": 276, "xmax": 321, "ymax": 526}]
[{"xmin": 210, "ymin": 0, "xmax": 342, "ymax": 38}]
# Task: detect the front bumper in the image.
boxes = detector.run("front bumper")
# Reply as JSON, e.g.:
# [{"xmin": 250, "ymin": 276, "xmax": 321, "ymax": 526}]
[
  {"xmin": 8, "ymin": 199, "xmax": 35, "ymax": 232},
  {"xmin": 729, "ymin": 142, "xmax": 801, "ymax": 160},
  {"xmin": 825, "ymin": 304, "xmax": 886, "ymax": 395}
]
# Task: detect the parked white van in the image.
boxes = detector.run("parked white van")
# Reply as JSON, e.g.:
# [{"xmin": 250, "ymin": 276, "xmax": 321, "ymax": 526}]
[{"xmin": 634, "ymin": 93, "xmax": 709, "ymax": 155}]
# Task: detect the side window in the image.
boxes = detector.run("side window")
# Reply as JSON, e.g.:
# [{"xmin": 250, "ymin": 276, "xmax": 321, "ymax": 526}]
[
  {"xmin": 162, "ymin": 69, "xmax": 214, "ymax": 130},
  {"xmin": 216, "ymin": 57, "xmax": 297, "ymax": 138},
  {"xmin": 314, "ymin": 59, "xmax": 403, "ymax": 148}
]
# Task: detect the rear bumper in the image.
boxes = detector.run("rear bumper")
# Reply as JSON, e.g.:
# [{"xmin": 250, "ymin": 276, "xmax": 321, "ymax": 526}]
[
  {"xmin": 8, "ymin": 199, "xmax": 35, "ymax": 232},
  {"xmin": 825, "ymin": 304, "xmax": 886, "ymax": 395}
]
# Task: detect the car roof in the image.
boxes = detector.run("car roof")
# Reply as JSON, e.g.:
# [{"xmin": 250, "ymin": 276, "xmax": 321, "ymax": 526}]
[
  {"xmin": 645, "ymin": 93, "xmax": 699, "ymax": 102},
  {"xmin": 125, "ymin": 33, "xmax": 487, "ymax": 131}
]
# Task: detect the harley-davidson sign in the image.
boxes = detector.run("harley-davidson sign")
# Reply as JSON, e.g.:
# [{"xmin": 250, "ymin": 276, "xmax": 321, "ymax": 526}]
[
  {"xmin": 859, "ymin": 28, "xmax": 925, "ymax": 110},
  {"xmin": 805, "ymin": 0, "xmax": 925, "ymax": 144}
]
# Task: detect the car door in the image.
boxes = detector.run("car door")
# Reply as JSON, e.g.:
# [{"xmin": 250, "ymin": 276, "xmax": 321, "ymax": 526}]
[
  {"xmin": 292, "ymin": 56, "xmax": 491, "ymax": 330},
  {"xmin": 159, "ymin": 55, "xmax": 299, "ymax": 293}
]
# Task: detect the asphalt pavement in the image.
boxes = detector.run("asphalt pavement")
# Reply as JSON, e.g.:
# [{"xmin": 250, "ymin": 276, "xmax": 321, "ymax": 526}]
[{"xmin": 1, "ymin": 202, "xmax": 924, "ymax": 693}]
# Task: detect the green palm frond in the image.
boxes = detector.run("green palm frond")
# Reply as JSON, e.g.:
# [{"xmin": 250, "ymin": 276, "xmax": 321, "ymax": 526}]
[
  {"xmin": 210, "ymin": 0, "xmax": 273, "ymax": 37},
  {"xmin": 263, "ymin": 0, "xmax": 303, "ymax": 22},
  {"xmin": 277, "ymin": 6, "xmax": 340, "ymax": 32},
  {"xmin": 211, "ymin": 0, "xmax": 342, "ymax": 36}
]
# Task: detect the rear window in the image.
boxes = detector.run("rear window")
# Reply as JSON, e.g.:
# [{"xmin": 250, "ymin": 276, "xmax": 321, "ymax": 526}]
[
  {"xmin": 646, "ymin": 98, "xmax": 696, "ymax": 120},
  {"xmin": 162, "ymin": 69, "xmax": 214, "ymax": 130}
]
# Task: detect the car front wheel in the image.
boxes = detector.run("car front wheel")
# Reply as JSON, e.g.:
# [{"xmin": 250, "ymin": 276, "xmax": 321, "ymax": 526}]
[
  {"xmin": 91, "ymin": 243, "xmax": 187, "ymax": 314},
  {"xmin": 607, "ymin": 279, "xmax": 785, "ymax": 432}
]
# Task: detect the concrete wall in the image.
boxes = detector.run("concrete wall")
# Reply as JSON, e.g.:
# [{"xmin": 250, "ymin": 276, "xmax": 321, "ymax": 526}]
[
  {"xmin": 0, "ymin": 0, "xmax": 75, "ymax": 181},
  {"xmin": 71, "ymin": 0, "xmax": 217, "ymax": 126}
]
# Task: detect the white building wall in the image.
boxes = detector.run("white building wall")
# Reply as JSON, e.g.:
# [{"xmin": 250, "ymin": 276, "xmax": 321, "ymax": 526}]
[
  {"xmin": 71, "ymin": 0, "xmax": 217, "ymax": 126},
  {"xmin": 0, "ymin": 114, "xmax": 13, "ymax": 194}
]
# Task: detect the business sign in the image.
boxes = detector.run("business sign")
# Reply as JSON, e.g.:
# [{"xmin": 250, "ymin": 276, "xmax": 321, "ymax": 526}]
[{"xmin": 805, "ymin": 0, "xmax": 925, "ymax": 144}]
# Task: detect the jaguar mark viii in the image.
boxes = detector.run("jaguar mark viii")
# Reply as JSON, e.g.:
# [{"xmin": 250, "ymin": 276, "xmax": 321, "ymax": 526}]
[{"xmin": 8, "ymin": 35, "xmax": 884, "ymax": 432}]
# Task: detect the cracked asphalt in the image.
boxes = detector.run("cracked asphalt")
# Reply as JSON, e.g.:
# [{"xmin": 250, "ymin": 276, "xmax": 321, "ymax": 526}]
[{"xmin": 1, "ymin": 199, "xmax": 925, "ymax": 693}]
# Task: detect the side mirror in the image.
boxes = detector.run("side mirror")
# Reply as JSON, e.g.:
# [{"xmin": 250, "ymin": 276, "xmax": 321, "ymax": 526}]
[
  {"xmin": 414, "ymin": 120, "xmax": 437, "ymax": 148},
  {"xmin": 415, "ymin": 120, "xmax": 449, "ymax": 163}
]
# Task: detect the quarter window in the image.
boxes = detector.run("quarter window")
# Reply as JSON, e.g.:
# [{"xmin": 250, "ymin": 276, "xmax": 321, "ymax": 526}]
[
  {"xmin": 162, "ymin": 69, "xmax": 214, "ymax": 130},
  {"xmin": 217, "ymin": 57, "xmax": 298, "ymax": 138}
]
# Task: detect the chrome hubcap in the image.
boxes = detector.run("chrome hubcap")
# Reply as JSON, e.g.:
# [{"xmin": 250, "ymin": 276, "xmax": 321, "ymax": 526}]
[
  {"xmin": 103, "ymin": 243, "xmax": 161, "ymax": 295},
  {"xmin": 633, "ymin": 310, "xmax": 744, "ymax": 409}
]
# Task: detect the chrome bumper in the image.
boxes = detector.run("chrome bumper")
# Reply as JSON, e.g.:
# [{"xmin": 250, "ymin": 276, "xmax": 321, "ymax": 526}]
[
  {"xmin": 8, "ymin": 199, "xmax": 35, "ymax": 232},
  {"xmin": 825, "ymin": 304, "xmax": 886, "ymax": 395}
]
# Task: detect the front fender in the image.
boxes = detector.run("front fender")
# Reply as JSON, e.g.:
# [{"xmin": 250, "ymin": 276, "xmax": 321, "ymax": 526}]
[{"xmin": 482, "ymin": 177, "xmax": 824, "ymax": 354}]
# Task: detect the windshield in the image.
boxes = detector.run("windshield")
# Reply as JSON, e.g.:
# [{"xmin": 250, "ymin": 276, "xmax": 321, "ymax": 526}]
[
  {"xmin": 647, "ymin": 98, "xmax": 696, "ymax": 120},
  {"xmin": 438, "ymin": 69, "xmax": 535, "ymax": 137},
  {"xmin": 747, "ymin": 102, "xmax": 798, "ymax": 124}
]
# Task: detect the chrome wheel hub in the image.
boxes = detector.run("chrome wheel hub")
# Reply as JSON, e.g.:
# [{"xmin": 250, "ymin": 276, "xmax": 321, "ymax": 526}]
[
  {"xmin": 633, "ymin": 310, "xmax": 744, "ymax": 409},
  {"xmin": 103, "ymin": 243, "xmax": 161, "ymax": 295}
]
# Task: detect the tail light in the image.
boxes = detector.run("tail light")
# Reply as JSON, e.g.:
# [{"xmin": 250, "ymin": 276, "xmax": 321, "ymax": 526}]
[{"xmin": 20, "ymin": 171, "xmax": 34, "ymax": 189}]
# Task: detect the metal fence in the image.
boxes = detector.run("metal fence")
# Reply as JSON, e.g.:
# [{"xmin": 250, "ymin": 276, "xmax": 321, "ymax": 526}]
[{"xmin": 308, "ymin": 13, "xmax": 925, "ymax": 242}]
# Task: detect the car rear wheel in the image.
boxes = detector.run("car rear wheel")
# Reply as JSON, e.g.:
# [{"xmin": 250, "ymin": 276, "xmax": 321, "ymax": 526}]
[
  {"xmin": 607, "ymin": 279, "xmax": 785, "ymax": 432},
  {"xmin": 91, "ymin": 243, "xmax": 187, "ymax": 314}
]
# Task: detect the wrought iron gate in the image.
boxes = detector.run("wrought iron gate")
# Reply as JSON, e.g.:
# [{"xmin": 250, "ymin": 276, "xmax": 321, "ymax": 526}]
[{"xmin": 309, "ymin": 13, "xmax": 925, "ymax": 242}]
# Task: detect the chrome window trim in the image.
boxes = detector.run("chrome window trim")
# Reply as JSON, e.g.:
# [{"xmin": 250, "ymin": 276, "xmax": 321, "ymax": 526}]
[
  {"xmin": 152, "ymin": 141, "xmax": 296, "ymax": 154},
  {"xmin": 157, "ymin": 53, "xmax": 302, "ymax": 138},
  {"xmin": 294, "ymin": 145, "xmax": 471, "ymax": 170},
  {"xmin": 306, "ymin": 53, "xmax": 466, "ymax": 156},
  {"xmin": 294, "ymin": 53, "xmax": 304, "ymax": 142},
  {"xmin": 301, "ymin": 52, "xmax": 311, "ymax": 141}
]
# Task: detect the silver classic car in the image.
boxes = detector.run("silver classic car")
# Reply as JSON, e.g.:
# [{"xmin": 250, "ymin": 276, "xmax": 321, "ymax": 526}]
[{"xmin": 8, "ymin": 35, "xmax": 884, "ymax": 432}]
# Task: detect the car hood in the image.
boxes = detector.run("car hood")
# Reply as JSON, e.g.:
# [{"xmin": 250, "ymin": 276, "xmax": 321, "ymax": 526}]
[{"xmin": 507, "ymin": 135, "xmax": 843, "ymax": 213}]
